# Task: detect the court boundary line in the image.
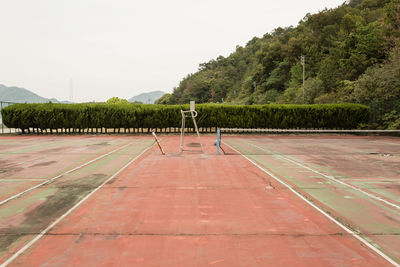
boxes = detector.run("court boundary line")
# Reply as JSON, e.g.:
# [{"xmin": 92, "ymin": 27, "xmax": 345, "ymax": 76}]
[
  {"xmin": 0, "ymin": 141, "xmax": 135, "ymax": 206},
  {"xmin": 0, "ymin": 142, "xmax": 155, "ymax": 267},
  {"xmin": 0, "ymin": 179, "xmax": 47, "ymax": 182},
  {"xmin": 220, "ymin": 128, "xmax": 400, "ymax": 133},
  {"xmin": 223, "ymin": 141, "xmax": 399, "ymax": 266},
  {"xmin": 0, "ymin": 139, "xmax": 68, "ymax": 155},
  {"xmin": 245, "ymin": 141, "xmax": 400, "ymax": 211}
]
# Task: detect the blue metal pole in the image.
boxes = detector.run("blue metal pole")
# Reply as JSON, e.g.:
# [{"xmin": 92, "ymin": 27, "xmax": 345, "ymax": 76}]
[{"xmin": 217, "ymin": 128, "xmax": 220, "ymax": 155}]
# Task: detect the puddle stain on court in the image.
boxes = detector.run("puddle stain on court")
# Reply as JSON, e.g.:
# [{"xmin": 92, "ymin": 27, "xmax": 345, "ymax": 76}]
[
  {"xmin": 85, "ymin": 142, "xmax": 112, "ymax": 151},
  {"xmin": 29, "ymin": 161, "xmax": 57, "ymax": 168},
  {"xmin": 0, "ymin": 159, "xmax": 57, "ymax": 176},
  {"xmin": 39, "ymin": 147, "xmax": 71, "ymax": 154},
  {"xmin": 186, "ymin": 142, "xmax": 201, "ymax": 147},
  {"xmin": 74, "ymin": 233, "xmax": 86, "ymax": 244},
  {"xmin": 92, "ymin": 142, "xmax": 110, "ymax": 146},
  {"xmin": 0, "ymin": 159, "xmax": 24, "ymax": 175},
  {"xmin": 0, "ymin": 173, "xmax": 108, "ymax": 255}
]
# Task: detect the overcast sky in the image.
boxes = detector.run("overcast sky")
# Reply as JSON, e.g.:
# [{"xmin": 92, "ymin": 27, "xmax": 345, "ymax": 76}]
[{"xmin": 0, "ymin": 0, "xmax": 345, "ymax": 102}]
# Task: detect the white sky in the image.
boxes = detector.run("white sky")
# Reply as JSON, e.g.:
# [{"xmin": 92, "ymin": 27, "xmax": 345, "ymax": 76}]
[{"xmin": 0, "ymin": 0, "xmax": 345, "ymax": 102}]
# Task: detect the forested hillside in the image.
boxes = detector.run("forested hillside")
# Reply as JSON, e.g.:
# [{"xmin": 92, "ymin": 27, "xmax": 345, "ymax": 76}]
[{"xmin": 161, "ymin": 0, "xmax": 400, "ymax": 128}]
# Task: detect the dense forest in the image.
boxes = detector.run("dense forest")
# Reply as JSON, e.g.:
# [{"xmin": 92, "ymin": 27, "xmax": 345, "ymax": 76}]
[{"xmin": 157, "ymin": 0, "xmax": 400, "ymax": 129}]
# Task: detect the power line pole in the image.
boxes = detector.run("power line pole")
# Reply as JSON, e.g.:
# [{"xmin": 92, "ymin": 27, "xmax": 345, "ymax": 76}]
[{"xmin": 301, "ymin": 55, "xmax": 305, "ymax": 102}]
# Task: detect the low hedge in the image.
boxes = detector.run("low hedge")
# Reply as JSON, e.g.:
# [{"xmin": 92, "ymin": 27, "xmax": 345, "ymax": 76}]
[{"xmin": 1, "ymin": 103, "xmax": 369, "ymax": 133}]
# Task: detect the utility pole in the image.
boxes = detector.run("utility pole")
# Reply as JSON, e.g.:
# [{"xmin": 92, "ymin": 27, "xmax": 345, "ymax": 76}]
[{"xmin": 301, "ymin": 55, "xmax": 305, "ymax": 103}]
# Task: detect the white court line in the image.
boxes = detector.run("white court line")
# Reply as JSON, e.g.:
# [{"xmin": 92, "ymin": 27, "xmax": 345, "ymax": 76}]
[
  {"xmin": 245, "ymin": 141, "xmax": 400, "ymax": 211},
  {"xmin": 0, "ymin": 139, "xmax": 68, "ymax": 155},
  {"xmin": 223, "ymin": 141, "xmax": 399, "ymax": 266},
  {"xmin": 0, "ymin": 142, "xmax": 155, "ymax": 267},
  {"xmin": 0, "ymin": 141, "xmax": 134, "ymax": 206},
  {"xmin": 0, "ymin": 179, "xmax": 47, "ymax": 182}
]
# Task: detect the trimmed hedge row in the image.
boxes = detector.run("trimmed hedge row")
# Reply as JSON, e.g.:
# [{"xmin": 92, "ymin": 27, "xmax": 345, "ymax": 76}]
[{"xmin": 1, "ymin": 103, "xmax": 369, "ymax": 133}]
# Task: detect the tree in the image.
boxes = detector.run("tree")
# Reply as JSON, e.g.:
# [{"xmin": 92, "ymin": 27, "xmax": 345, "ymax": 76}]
[
  {"xmin": 106, "ymin": 97, "xmax": 129, "ymax": 105},
  {"xmin": 165, "ymin": 0, "xmax": 396, "ymax": 127},
  {"xmin": 155, "ymin": 94, "xmax": 171, "ymax": 104},
  {"xmin": 354, "ymin": 46, "xmax": 400, "ymax": 103},
  {"xmin": 385, "ymin": 0, "xmax": 400, "ymax": 46}
]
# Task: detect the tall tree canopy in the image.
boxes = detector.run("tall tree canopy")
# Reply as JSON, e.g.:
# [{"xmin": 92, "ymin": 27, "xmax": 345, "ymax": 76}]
[{"xmin": 159, "ymin": 0, "xmax": 400, "ymax": 128}]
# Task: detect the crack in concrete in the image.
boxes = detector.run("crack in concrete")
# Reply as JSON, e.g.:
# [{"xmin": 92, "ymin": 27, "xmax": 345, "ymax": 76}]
[{"xmin": 1, "ymin": 232, "xmax": 399, "ymax": 237}]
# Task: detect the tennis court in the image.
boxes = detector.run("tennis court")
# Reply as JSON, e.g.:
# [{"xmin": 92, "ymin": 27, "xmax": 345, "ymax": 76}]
[{"xmin": 0, "ymin": 134, "xmax": 399, "ymax": 266}]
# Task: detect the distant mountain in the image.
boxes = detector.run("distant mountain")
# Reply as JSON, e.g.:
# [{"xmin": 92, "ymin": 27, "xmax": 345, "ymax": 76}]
[
  {"xmin": 128, "ymin": 91, "xmax": 165, "ymax": 104},
  {"xmin": 0, "ymin": 84, "xmax": 59, "ymax": 103}
]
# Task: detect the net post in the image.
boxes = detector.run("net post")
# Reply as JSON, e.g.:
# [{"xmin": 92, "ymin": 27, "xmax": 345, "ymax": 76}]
[{"xmin": 217, "ymin": 128, "xmax": 220, "ymax": 155}]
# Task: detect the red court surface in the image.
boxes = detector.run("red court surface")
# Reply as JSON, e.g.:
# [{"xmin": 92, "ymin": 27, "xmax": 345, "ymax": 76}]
[{"xmin": 0, "ymin": 135, "xmax": 399, "ymax": 266}]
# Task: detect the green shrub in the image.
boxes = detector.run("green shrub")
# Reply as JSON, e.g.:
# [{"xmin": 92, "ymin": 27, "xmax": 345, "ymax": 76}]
[{"xmin": 1, "ymin": 103, "xmax": 369, "ymax": 132}]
